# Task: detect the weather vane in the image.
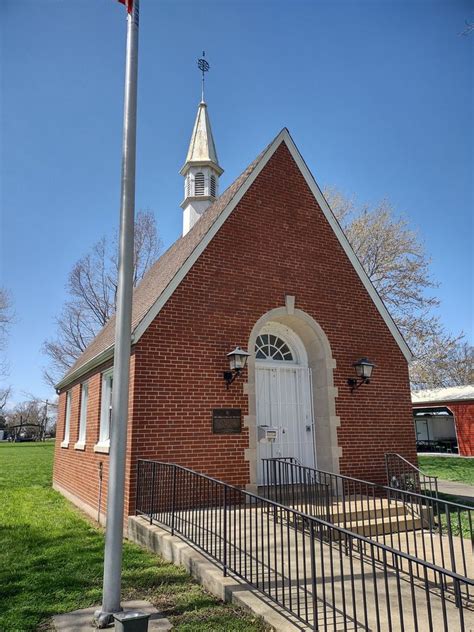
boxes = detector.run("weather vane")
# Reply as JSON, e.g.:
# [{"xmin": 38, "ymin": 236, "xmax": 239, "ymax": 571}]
[{"xmin": 197, "ymin": 51, "xmax": 210, "ymax": 102}]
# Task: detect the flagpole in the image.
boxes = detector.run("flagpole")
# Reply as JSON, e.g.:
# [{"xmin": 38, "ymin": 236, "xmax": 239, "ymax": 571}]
[{"xmin": 95, "ymin": 0, "xmax": 140, "ymax": 626}]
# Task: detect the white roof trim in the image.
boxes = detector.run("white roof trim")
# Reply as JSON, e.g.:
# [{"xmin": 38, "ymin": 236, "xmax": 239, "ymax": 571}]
[
  {"xmin": 412, "ymin": 385, "xmax": 474, "ymax": 404},
  {"xmin": 134, "ymin": 128, "xmax": 412, "ymax": 361},
  {"xmin": 56, "ymin": 346, "xmax": 115, "ymax": 390}
]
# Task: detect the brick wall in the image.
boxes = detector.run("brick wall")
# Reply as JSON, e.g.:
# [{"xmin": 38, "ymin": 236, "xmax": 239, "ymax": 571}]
[
  {"xmin": 53, "ymin": 355, "xmax": 136, "ymax": 519},
  {"xmin": 54, "ymin": 141, "xmax": 416, "ymax": 518},
  {"xmin": 451, "ymin": 402, "xmax": 474, "ymax": 456}
]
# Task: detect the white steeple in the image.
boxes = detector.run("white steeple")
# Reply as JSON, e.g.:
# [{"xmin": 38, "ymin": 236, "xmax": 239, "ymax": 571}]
[{"xmin": 180, "ymin": 55, "xmax": 223, "ymax": 236}]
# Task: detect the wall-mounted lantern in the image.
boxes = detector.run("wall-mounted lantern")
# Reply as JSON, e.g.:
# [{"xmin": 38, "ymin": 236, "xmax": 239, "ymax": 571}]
[
  {"xmin": 347, "ymin": 358, "xmax": 376, "ymax": 392},
  {"xmin": 224, "ymin": 347, "xmax": 250, "ymax": 388}
]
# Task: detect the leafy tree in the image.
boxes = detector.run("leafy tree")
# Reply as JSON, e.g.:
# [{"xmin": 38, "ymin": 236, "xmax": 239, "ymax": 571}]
[
  {"xmin": 324, "ymin": 188, "xmax": 472, "ymax": 390},
  {"xmin": 43, "ymin": 211, "xmax": 162, "ymax": 385}
]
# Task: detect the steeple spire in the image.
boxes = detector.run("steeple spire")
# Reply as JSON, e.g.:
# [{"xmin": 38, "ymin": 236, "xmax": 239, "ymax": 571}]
[{"xmin": 180, "ymin": 54, "xmax": 223, "ymax": 236}]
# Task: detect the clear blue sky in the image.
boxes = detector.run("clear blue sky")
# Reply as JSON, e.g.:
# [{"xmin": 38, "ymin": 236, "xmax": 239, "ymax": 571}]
[{"xmin": 1, "ymin": 0, "xmax": 473, "ymax": 402}]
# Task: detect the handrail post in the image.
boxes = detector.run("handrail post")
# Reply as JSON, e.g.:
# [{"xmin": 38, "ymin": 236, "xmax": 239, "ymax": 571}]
[
  {"xmin": 149, "ymin": 461, "xmax": 156, "ymax": 525},
  {"xmin": 223, "ymin": 485, "xmax": 228, "ymax": 577},
  {"xmin": 445, "ymin": 507, "xmax": 461, "ymax": 608},
  {"xmin": 135, "ymin": 459, "xmax": 141, "ymax": 516},
  {"xmin": 171, "ymin": 466, "xmax": 177, "ymax": 536},
  {"xmin": 309, "ymin": 521, "xmax": 318, "ymax": 630},
  {"xmin": 384, "ymin": 453, "xmax": 390, "ymax": 486}
]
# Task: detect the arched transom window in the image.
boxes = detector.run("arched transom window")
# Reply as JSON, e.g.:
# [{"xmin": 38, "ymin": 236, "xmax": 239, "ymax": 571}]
[{"xmin": 255, "ymin": 334, "xmax": 294, "ymax": 362}]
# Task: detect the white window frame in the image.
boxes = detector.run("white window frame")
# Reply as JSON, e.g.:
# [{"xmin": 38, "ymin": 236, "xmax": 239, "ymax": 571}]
[
  {"xmin": 95, "ymin": 368, "xmax": 113, "ymax": 453},
  {"xmin": 75, "ymin": 381, "xmax": 88, "ymax": 450},
  {"xmin": 61, "ymin": 391, "xmax": 71, "ymax": 448}
]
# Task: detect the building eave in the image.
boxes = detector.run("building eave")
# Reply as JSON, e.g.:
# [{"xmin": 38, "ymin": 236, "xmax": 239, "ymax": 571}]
[
  {"xmin": 55, "ymin": 345, "xmax": 116, "ymax": 391},
  {"xmin": 413, "ymin": 397, "xmax": 474, "ymax": 406},
  {"xmin": 179, "ymin": 161, "xmax": 224, "ymax": 177},
  {"xmin": 180, "ymin": 194, "xmax": 216, "ymax": 208}
]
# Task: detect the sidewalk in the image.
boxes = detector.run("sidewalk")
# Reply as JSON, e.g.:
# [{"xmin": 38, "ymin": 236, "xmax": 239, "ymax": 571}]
[
  {"xmin": 437, "ymin": 478, "xmax": 474, "ymax": 503},
  {"xmin": 129, "ymin": 513, "xmax": 473, "ymax": 632}
]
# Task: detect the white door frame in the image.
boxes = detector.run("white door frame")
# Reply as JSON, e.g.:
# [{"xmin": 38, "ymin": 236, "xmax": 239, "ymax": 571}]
[
  {"xmin": 255, "ymin": 322, "xmax": 316, "ymax": 484},
  {"xmin": 245, "ymin": 306, "xmax": 341, "ymax": 493}
]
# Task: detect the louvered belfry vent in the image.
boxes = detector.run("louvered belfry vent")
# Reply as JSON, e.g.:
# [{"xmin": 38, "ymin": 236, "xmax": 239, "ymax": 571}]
[
  {"xmin": 210, "ymin": 175, "xmax": 216, "ymax": 197},
  {"xmin": 195, "ymin": 172, "xmax": 205, "ymax": 196}
]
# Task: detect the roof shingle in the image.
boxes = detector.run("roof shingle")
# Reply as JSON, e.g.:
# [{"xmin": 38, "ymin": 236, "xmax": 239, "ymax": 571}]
[{"xmin": 59, "ymin": 144, "xmax": 268, "ymax": 386}]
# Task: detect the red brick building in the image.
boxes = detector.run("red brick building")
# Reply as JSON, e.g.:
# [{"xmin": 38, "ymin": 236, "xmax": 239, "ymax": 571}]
[
  {"xmin": 413, "ymin": 386, "xmax": 474, "ymax": 456},
  {"xmin": 53, "ymin": 101, "xmax": 416, "ymax": 523}
]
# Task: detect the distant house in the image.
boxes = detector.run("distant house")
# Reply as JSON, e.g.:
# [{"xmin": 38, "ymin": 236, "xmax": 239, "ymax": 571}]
[{"xmin": 412, "ymin": 385, "xmax": 474, "ymax": 456}]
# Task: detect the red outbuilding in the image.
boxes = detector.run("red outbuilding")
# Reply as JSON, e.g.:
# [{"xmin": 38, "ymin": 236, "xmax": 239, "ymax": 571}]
[{"xmin": 412, "ymin": 385, "xmax": 474, "ymax": 457}]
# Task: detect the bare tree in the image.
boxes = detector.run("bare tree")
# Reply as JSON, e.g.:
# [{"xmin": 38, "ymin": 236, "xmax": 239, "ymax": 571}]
[
  {"xmin": 4, "ymin": 396, "xmax": 58, "ymax": 441},
  {"xmin": 43, "ymin": 210, "xmax": 162, "ymax": 385},
  {"xmin": 5, "ymin": 400, "xmax": 40, "ymax": 441},
  {"xmin": 0, "ymin": 288, "xmax": 14, "ymax": 377},
  {"xmin": 0, "ymin": 288, "xmax": 13, "ymax": 337},
  {"xmin": 0, "ymin": 386, "xmax": 11, "ymax": 435},
  {"xmin": 325, "ymin": 188, "xmax": 472, "ymax": 389},
  {"xmin": 410, "ymin": 337, "xmax": 473, "ymax": 391},
  {"xmin": 460, "ymin": 20, "xmax": 474, "ymax": 36},
  {"xmin": 0, "ymin": 386, "xmax": 10, "ymax": 413}
]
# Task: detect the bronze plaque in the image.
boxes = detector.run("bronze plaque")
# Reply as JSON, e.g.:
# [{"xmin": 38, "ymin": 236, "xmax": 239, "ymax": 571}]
[{"xmin": 212, "ymin": 408, "xmax": 242, "ymax": 434}]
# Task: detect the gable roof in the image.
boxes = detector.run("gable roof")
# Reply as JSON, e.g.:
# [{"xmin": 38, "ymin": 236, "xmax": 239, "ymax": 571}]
[
  {"xmin": 412, "ymin": 385, "xmax": 474, "ymax": 405},
  {"xmin": 57, "ymin": 129, "xmax": 412, "ymax": 390}
]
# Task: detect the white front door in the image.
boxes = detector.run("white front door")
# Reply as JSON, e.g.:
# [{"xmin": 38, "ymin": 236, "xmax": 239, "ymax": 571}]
[{"xmin": 256, "ymin": 365, "xmax": 315, "ymax": 484}]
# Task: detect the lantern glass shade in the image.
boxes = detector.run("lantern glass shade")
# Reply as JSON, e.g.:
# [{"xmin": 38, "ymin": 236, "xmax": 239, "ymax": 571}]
[
  {"xmin": 227, "ymin": 347, "xmax": 250, "ymax": 371},
  {"xmin": 353, "ymin": 358, "xmax": 375, "ymax": 380}
]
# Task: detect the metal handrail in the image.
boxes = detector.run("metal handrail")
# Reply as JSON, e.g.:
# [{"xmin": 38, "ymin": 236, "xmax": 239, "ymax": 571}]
[
  {"xmin": 261, "ymin": 457, "xmax": 473, "ymax": 606},
  {"xmin": 262, "ymin": 457, "xmax": 472, "ymax": 511},
  {"xmin": 385, "ymin": 452, "xmax": 439, "ymax": 497},
  {"xmin": 136, "ymin": 459, "xmax": 474, "ymax": 631}
]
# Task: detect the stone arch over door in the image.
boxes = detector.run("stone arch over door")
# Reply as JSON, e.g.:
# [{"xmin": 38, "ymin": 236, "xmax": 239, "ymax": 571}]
[{"xmin": 244, "ymin": 301, "xmax": 341, "ymax": 491}]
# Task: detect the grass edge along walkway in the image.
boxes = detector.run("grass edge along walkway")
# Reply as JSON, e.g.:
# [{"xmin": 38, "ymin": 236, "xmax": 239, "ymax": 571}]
[
  {"xmin": 418, "ymin": 454, "xmax": 474, "ymax": 486},
  {"xmin": 0, "ymin": 442, "xmax": 267, "ymax": 632}
]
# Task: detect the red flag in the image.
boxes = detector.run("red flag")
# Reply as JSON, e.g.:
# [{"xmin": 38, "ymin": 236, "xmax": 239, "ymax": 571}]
[{"xmin": 118, "ymin": 0, "xmax": 133, "ymax": 13}]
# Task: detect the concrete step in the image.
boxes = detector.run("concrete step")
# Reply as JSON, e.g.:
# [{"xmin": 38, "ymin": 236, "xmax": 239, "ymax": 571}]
[
  {"xmin": 264, "ymin": 489, "xmax": 437, "ymax": 538},
  {"xmin": 292, "ymin": 498, "xmax": 419, "ymax": 522},
  {"xmin": 277, "ymin": 497, "xmax": 435, "ymax": 537},
  {"xmin": 334, "ymin": 514, "xmax": 424, "ymax": 537},
  {"xmin": 329, "ymin": 504, "xmax": 408, "ymax": 523}
]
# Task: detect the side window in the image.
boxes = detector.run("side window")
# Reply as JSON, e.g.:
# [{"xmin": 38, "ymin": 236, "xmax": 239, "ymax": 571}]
[
  {"xmin": 99, "ymin": 370, "xmax": 113, "ymax": 444},
  {"xmin": 77, "ymin": 382, "xmax": 88, "ymax": 445},
  {"xmin": 62, "ymin": 391, "xmax": 71, "ymax": 446}
]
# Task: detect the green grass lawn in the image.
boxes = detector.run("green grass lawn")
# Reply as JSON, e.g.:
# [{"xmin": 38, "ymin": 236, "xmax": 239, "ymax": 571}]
[
  {"xmin": 0, "ymin": 443, "xmax": 267, "ymax": 632},
  {"xmin": 417, "ymin": 455, "xmax": 473, "ymax": 537},
  {"xmin": 418, "ymin": 455, "xmax": 474, "ymax": 486}
]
